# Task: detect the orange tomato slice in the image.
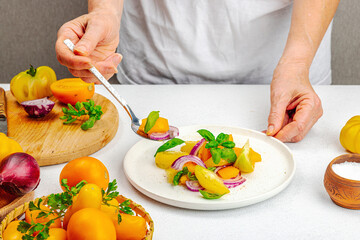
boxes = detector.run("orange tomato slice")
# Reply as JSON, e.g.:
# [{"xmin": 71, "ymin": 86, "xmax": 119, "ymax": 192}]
[{"xmin": 50, "ymin": 78, "xmax": 94, "ymax": 105}]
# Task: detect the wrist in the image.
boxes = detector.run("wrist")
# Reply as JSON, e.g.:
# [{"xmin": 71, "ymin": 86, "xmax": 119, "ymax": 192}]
[{"xmin": 88, "ymin": 0, "xmax": 123, "ymax": 22}]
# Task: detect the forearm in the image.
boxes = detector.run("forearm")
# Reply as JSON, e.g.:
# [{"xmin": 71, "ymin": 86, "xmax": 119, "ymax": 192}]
[
  {"xmin": 279, "ymin": 0, "xmax": 340, "ymax": 68},
  {"xmin": 88, "ymin": 0, "xmax": 124, "ymax": 20}
]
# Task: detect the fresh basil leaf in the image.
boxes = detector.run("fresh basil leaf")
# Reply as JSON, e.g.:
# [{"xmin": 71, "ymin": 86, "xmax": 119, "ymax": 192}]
[
  {"xmin": 205, "ymin": 140, "xmax": 219, "ymax": 149},
  {"xmin": 221, "ymin": 141, "xmax": 235, "ymax": 148},
  {"xmin": 154, "ymin": 138, "xmax": 185, "ymax": 156},
  {"xmin": 197, "ymin": 129, "xmax": 215, "ymax": 142},
  {"xmin": 216, "ymin": 133, "xmax": 229, "ymax": 144},
  {"xmin": 210, "ymin": 148, "xmax": 222, "ymax": 164},
  {"xmin": 199, "ymin": 190, "xmax": 225, "ymax": 199},
  {"xmin": 173, "ymin": 170, "xmax": 184, "ymax": 186},
  {"xmin": 144, "ymin": 111, "xmax": 160, "ymax": 133},
  {"xmin": 221, "ymin": 148, "xmax": 237, "ymax": 163}
]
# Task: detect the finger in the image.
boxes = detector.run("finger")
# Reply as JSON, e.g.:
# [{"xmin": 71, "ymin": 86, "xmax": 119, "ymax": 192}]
[
  {"xmin": 56, "ymin": 19, "xmax": 93, "ymax": 70},
  {"xmin": 73, "ymin": 19, "xmax": 108, "ymax": 56},
  {"xmin": 267, "ymin": 94, "xmax": 291, "ymax": 136},
  {"xmin": 94, "ymin": 53, "xmax": 122, "ymax": 73},
  {"xmin": 274, "ymin": 103, "xmax": 314, "ymax": 142},
  {"xmin": 56, "ymin": 33, "xmax": 92, "ymax": 70}
]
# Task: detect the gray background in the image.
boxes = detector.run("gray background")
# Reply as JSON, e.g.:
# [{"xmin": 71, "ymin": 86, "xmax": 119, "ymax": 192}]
[{"xmin": 0, "ymin": 0, "xmax": 358, "ymax": 84}]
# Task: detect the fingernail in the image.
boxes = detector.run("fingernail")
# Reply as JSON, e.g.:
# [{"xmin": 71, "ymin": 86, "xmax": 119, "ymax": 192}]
[
  {"xmin": 74, "ymin": 45, "xmax": 87, "ymax": 55},
  {"xmin": 266, "ymin": 125, "xmax": 274, "ymax": 135}
]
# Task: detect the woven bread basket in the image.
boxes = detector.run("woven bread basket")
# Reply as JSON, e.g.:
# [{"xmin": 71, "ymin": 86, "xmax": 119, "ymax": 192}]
[{"xmin": 0, "ymin": 195, "xmax": 154, "ymax": 239}]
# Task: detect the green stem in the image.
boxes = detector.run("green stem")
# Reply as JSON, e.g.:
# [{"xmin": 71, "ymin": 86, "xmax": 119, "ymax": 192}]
[{"xmin": 26, "ymin": 65, "xmax": 37, "ymax": 77}]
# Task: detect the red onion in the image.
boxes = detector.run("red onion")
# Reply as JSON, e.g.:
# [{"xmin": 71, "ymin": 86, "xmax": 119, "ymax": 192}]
[
  {"xmin": 171, "ymin": 155, "xmax": 206, "ymax": 170},
  {"xmin": 21, "ymin": 97, "xmax": 55, "ymax": 118},
  {"xmin": 189, "ymin": 138, "xmax": 206, "ymax": 156},
  {"xmin": 214, "ymin": 166, "xmax": 246, "ymax": 188},
  {"xmin": 169, "ymin": 126, "xmax": 179, "ymax": 138},
  {"xmin": 185, "ymin": 181, "xmax": 204, "ymax": 192},
  {"xmin": 149, "ymin": 132, "xmax": 170, "ymax": 140},
  {"xmin": 149, "ymin": 126, "xmax": 179, "ymax": 140},
  {"xmin": 222, "ymin": 175, "xmax": 246, "ymax": 188},
  {"xmin": 0, "ymin": 152, "xmax": 40, "ymax": 196}
]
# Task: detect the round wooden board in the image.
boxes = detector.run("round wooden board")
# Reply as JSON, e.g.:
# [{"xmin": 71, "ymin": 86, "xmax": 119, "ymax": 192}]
[{"xmin": 6, "ymin": 91, "xmax": 119, "ymax": 166}]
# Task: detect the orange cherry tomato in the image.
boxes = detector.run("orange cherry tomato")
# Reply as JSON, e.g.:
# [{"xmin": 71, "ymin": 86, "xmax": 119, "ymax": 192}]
[
  {"xmin": 50, "ymin": 78, "xmax": 94, "ymax": 105},
  {"xmin": 67, "ymin": 208, "xmax": 116, "ymax": 240},
  {"xmin": 25, "ymin": 205, "xmax": 61, "ymax": 228},
  {"xmin": 113, "ymin": 214, "xmax": 147, "ymax": 240},
  {"xmin": 63, "ymin": 183, "xmax": 103, "ymax": 229},
  {"xmin": 3, "ymin": 220, "xmax": 25, "ymax": 240},
  {"xmin": 47, "ymin": 228, "xmax": 67, "ymax": 240},
  {"xmin": 59, "ymin": 156, "xmax": 109, "ymax": 191}
]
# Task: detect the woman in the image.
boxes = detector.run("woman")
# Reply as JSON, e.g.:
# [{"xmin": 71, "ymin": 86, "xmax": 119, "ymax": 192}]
[{"xmin": 55, "ymin": 0, "xmax": 339, "ymax": 142}]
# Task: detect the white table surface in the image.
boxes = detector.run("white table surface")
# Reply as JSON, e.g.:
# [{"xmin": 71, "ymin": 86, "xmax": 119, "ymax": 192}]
[{"xmin": 2, "ymin": 84, "xmax": 360, "ymax": 240}]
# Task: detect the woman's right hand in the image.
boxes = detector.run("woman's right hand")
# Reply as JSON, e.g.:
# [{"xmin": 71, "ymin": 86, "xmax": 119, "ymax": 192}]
[{"xmin": 55, "ymin": 9, "xmax": 122, "ymax": 83}]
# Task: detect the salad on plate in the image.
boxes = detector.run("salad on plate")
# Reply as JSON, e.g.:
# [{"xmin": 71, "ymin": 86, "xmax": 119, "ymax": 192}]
[{"xmin": 154, "ymin": 129, "xmax": 262, "ymax": 199}]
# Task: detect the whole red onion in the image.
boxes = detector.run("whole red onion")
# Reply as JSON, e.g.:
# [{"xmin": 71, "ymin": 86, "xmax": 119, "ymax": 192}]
[{"xmin": 0, "ymin": 152, "xmax": 40, "ymax": 196}]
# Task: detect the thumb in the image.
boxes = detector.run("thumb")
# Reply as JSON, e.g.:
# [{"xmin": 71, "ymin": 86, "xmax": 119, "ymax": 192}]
[
  {"xmin": 267, "ymin": 98, "xmax": 289, "ymax": 136},
  {"xmin": 74, "ymin": 21, "xmax": 106, "ymax": 56}
]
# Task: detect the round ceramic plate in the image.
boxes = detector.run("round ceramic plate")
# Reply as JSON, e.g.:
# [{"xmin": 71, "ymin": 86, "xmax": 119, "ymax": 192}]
[{"xmin": 123, "ymin": 125, "xmax": 295, "ymax": 210}]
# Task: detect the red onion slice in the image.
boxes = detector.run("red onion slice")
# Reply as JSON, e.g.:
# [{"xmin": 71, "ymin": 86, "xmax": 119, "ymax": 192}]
[
  {"xmin": 169, "ymin": 126, "xmax": 179, "ymax": 138},
  {"xmin": 149, "ymin": 131, "xmax": 170, "ymax": 140},
  {"xmin": 171, "ymin": 155, "xmax": 206, "ymax": 170},
  {"xmin": 223, "ymin": 175, "xmax": 246, "ymax": 188},
  {"xmin": 185, "ymin": 181, "xmax": 204, "ymax": 192},
  {"xmin": 189, "ymin": 138, "xmax": 206, "ymax": 156},
  {"xmin": 21, "ymin": 97, "xmax": 55, "ymax": 118}
]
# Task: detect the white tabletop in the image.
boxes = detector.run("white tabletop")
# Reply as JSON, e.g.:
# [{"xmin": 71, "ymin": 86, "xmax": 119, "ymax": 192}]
[{"xmin": 2, "ymin": 84, "xmax": 360, "ymax": 240}]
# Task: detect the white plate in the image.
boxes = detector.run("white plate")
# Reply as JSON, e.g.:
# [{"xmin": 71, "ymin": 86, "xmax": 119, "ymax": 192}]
[{"xmin": 123, "ymin": 125, "xmax": 295, "ymax": 210}]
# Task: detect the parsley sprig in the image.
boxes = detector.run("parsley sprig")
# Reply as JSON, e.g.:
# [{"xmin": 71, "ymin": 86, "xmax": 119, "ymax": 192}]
[
  {"xmin": 197, "ymin": 129, "xmax": 237, "ymax": 164},
  {"xmin": 17, "ymin": 179, "xmax": 132, "ymax": 240},
  {"xmin": 18, "ymin": 179, "xmax": 86, "ymax": 240},
  {"xmin": 60, "ymin": 99, "xmax": 103, "ymax": 130},
  {"xmin": 101, "ymin": 180, "xmax": 134, "ymax": 224}
]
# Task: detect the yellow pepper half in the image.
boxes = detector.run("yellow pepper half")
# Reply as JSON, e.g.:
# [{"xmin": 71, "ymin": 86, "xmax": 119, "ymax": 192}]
[
  {"xmin": 10, "ymin": 65, "xmax": 57, "ymax": 103},
  {"xmin": 0, "ymin": 133, "xmax": 23, "ymax": 162},
  {"xmin": 339, "ymin": 115, "xmax": 360, "ymax": 153}
]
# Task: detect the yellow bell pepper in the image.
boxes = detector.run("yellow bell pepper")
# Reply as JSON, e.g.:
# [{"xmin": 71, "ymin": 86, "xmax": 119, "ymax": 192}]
[
  {"xmin": 0, "ymin": 133, "xmax": 23, "ymax": 162},
  {"xmin": 10, "ymin": 65, "xmax": 57, "ymax": 103},
  {"xmin": 339, "ymin": 115, "xmax": 360, "ymax": 153}
]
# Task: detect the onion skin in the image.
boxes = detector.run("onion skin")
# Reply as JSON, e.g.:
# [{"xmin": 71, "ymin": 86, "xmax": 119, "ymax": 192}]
[{"xmin": 0, "ymin": 152, "xmax": 40, "ymax": 196}]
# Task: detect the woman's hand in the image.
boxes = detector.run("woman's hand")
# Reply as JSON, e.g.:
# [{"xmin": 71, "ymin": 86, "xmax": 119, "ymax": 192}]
[
  {"xmin": 266, "ymin": 62, "xmax": 323, "ymax": 142},
  {"xmin": 55, "ymin": 9, "xmax": 122, "ymax": 83}
]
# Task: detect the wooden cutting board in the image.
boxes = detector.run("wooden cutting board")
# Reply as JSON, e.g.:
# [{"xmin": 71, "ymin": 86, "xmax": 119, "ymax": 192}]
[{"xmin": 6, "ymin": 91, "xmax": 119, "ymax": 166}]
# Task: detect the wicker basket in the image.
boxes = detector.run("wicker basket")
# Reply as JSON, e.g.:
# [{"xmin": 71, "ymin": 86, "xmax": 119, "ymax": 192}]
[{"xmin": 0, "ymin": 195, "xmax": 154, "ymax": 240}]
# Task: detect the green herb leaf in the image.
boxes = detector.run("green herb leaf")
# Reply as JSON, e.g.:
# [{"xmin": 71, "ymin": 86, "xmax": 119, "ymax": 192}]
[
  {"xmin": 154, "ymin": 138, "xmax": 185, "ymax": 157},
  {"xmin": 210, "ymin": 148, "xmax": 222, "ymax": 164},
  {"xmin": 18, "ymin": 221, "xmax": 31, "ymax": 233},
  {"xmin": 221, "ymin": 148, "xmax": 237, "ymax": 163},
  {"xmin": 60, "ymin": 100, "xmax": 103, "ymax": 130},
  {"xmin": 173, "ymin": 170, "xmax": 183, "ymax": 186},
  {"xmin": 221, "ymin": 141, "xmax": 235, "ymax": 148},
  {"xmin": 207, "ymin": 167, "xmax": 216, "ymax": 172},
  {"xmin": 216, "ymin": 133, "xmax": 229, "ymax": 144},
  {"xmin": 205, "ymin": 140, "xmax": 219, "ymax": 149},
  {"xmin": 197, "ymin": 129, "xmax": 215, "ymax": 142},
  {"xmin": 144, "ymin": 111, "xmax": 160, "ymax": 133},
  {"xmin": 199, "ymin": 190, "xmax": 225, "ymax": 199}
]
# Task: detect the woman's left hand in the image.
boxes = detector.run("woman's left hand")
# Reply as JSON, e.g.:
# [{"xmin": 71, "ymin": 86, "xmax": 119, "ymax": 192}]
[{"xmin": 266, "ymin": 62, "xmax": 323, "ymax": 142}]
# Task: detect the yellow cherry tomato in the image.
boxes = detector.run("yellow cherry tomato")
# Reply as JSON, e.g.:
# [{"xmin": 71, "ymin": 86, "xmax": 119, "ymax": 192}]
[{"xmin": 0, "ymin": 133, "xmax": 23, "ymax": 162}]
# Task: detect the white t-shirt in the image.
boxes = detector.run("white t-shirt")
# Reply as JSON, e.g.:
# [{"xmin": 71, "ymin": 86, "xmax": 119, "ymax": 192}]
[{"xmin": 117, "ymin": 0, "xmax": 332, "ymax": 85}]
